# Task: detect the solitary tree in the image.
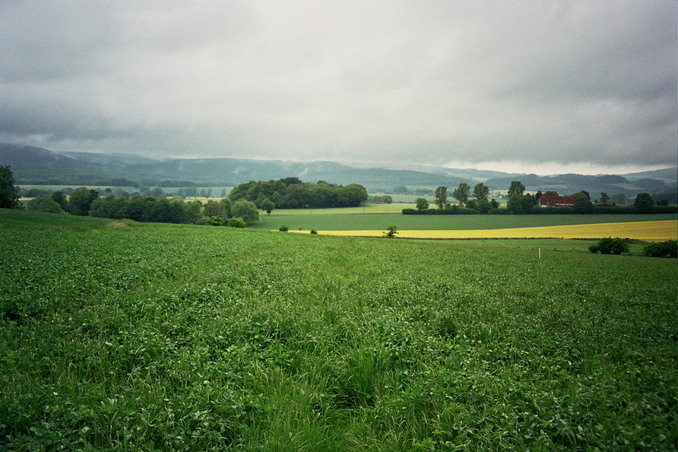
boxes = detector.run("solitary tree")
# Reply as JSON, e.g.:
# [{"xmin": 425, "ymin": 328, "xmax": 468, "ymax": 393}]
[
  {"xmin": 452, "ymin": 183, "xmax": 470, "ymax": 206},
  {"xmin": 434, "ymin": 186, "xmax": 447, "ymax": 209},
  {"xmin": 0, "ymin": 166, "xmax": 20, "ymax": 209},
  {"xmin": 600, "ymin": 192, "xmax": 610, "ymax": 204},
  {"xmin": 508, "ymin": 181, "xmax": 525, "ymax": 197},
  {"xmin": 473, "ymin": 183, "xmax": 489, "ymax": 200},
  {"xmin": 416, "ymin": 198, "xmax": 429, "ymax": 211},
  {"xmin": 258, "ymin": 197, "xmax": 275, "ymax": 215},
  {"xmin": 634, "ymin": 193, "xmax": 654, "ymax": 212},
  {"xmin": 384, "ymin": 225, "xmax": 398, "ymax": 238}
]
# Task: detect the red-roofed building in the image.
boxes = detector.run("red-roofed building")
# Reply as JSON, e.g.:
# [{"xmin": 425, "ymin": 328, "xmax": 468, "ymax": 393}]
[{"xmin": 538, "ymin": 196, "xmax": 575, "ymax": 207}]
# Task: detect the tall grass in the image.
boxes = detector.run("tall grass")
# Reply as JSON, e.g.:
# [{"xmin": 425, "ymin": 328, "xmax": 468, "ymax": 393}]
[{"xmin": 1, "ymin": 210, "xmax": 676, "ymax": 450}]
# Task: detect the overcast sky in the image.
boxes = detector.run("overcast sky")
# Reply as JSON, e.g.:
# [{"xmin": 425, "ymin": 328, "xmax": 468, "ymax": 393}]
[{"xmin": 1, "ymin": 1, "xmax": 675, "ymax": 175}]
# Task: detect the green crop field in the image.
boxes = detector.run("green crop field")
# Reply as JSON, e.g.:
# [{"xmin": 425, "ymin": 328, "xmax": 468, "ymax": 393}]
[
  {"xmin": 254, "ymin": 209, "xmax": 676, "ymax": 232},
  {"xmin": 1, "ymin": 209, "xmax": 676, "ymax": 450}
]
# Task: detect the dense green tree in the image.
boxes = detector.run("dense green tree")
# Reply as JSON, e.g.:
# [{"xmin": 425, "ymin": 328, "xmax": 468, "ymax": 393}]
[
  {"xmin": 147, "ymin": 198, "xmax": 173, "ymax": 223},
  {"xmin": 0, "ymin": 166, "xmax": 20, "ymax": 209},
  {"xmin": 473, "ymin": 183, "xmax": 489, "ymax": 200},
  {"xmin": 220, "ymin": 198, "xmax": 232, "ymax": 218},
  {"xmin": 507, "ymin": 194, "xmax": 536, "ymax": 214},
  {"xmin": 643, "ymin": 240, "xmax": 677, "ymax": 258},
  {"xmin": 259, "ymin": 198, "xmax": 275, "ymax": 215},
  {"xmin": 89, "ymin": 196, "xmax": 127, "ymax": 219},
  {"xmin": 574, "ymin": 196, "xmax": 593, "ymax": 213},
  {"xmin": 434, "ymin": 186, "xmax": 447, "ymax": 209},
  {"xmin": 508, "ymin": 181, "xmax": 525, "ymax": 197},
  {"xmin": 634, "ymin": 193, "xmax": 654, "ymax": 212},
  {"xmin": 27, "ymin": 196, "xmax": 63, "ymax": 213},
  {"xmin": 477, "ymin": 198, "xmax": 492, "ymax": 213},
  {"xmin": 228, "ymin": 181, "xmax": 254, "ymax": 202},
  {"xmin": 230, "ymin": 178, "xmax": 366, "ymax": 209},
  {"xmin": 452, "ymin": 183, "xmax": 470, "ymax": 206},
  {"xmin": 227, "ymin": 217, "xmax": 247, "ymax": 228},
  {"xmin": 124, "ymin": 196, "xmax": 150, "ymax": 221},
  {"xmin": 203, "ymin": 200, "xmax": 227, "ymax": 220},
  {"xmin": 185, "ymin": 201, "xmax": 203, "ymax": 224},
  {"xmin": 68, "ymin": 187, "xmax": 99, "ymax": 216},
  {"xmin": 600, "ymin": 192, "xmax": 610, "ymax": 203},
  {"xmin": 286, "ymin": 184, "xmax": 313, "ymax": 208},
  {"xmin": 589, "ymin": 237, "xmax": 629, "ymax": 255},
  {"xmin": 416, "ymin": 198, "xmax": 429, "ymax": 211},
  {"xmin": 232, "ymin": 199, "xmax": 259, "ymax": 225},
  {"xmin": 51, "ymin": 191, "xmax": 68, "ymax": 210},
  {"xmin": 342, "ymin": 183, "xmax": 368, "ymax": 207}
]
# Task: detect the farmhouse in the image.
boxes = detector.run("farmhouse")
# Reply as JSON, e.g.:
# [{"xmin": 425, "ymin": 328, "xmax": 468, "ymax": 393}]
[{"xmin": 538, "ymin": 195, "xmax": 575, "ymax": 207}]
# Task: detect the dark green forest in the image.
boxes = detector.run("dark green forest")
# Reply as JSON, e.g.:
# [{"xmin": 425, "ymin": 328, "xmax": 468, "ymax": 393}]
[{"xmin": 229, "ymin": 178, "xmax": 368, "ymax": 209}]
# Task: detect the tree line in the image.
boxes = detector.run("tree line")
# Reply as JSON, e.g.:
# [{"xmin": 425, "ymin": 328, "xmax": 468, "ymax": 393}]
[
  {"xmin": 0, "ymin": 166, "xmax": 262, "ymax": 227},
  {"xmin": 229, "ymin": 178, "xmax": 368, "ymax": 210},
  {"xmin": 503, "ymin": 181, "xmax": 674, "ymax": 214},
  {"xmin": 404, "ymin": 180, "xmax": 676, "ymax": 215},
  {"xmin": 404, "ymin": 182, "xmax": 500, "ymax": 215}
]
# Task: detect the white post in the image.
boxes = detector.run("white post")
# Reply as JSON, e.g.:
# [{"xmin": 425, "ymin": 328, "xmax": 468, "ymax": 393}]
[{"xmin": 538, "ymin": 247, "xmax": 541, "ymax": 258}]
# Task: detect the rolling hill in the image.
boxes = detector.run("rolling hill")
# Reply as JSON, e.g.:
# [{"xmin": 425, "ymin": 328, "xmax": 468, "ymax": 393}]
[{"xmin": 1, "ymin": 143, "xmax": 675, "ymax": 197}]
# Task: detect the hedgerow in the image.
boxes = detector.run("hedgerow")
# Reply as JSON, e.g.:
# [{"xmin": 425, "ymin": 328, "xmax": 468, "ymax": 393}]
[{"xmin": 643, "ymin": 240, "xmax": 677, "ymax": 258}]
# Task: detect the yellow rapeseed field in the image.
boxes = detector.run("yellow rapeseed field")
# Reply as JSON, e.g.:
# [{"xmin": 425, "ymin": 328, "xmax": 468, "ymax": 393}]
[{"xmin": 291, "ymin": 220, "xmax": 677, "ymax": 241}]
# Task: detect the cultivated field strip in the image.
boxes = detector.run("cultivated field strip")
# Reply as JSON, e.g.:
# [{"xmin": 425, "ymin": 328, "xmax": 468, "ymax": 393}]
[{"xmin": 292, "ymin": 220, "xmax": 678, "ymax": 241}]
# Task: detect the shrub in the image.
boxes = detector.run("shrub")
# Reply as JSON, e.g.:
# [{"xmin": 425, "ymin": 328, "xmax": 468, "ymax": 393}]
[
  {"xmin": 310, "ymin": 229, "xmax": 318, "ymax": 234},
  {"xmin": 643, "ymin": 240, "xmax": 677, "ymax": 258},
  {"xmin": 206, "ymin": 216, "xmax": 224, "ymax": 226},
  {"xmin": 384, "ymin": 225, "xmax": 398, "ymax": 238},
  {"xmin": 227, "ymin": 217, "xmax": 247, "ymax": 228},
  {"xmin": 27, "ymin": 196, "xmax": 63, "ymax": 213},
  {"xmin": 589, "ymin": 237, "xmax": 629, "ymax": 255},
  {"xmin": 279, "ymin": 225, "xmax": 289, "ymax": 232}
]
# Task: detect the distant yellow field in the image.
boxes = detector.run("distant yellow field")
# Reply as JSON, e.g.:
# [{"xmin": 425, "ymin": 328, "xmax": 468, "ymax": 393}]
[{"xmin": 290, "ymin": 220, "xmax": 677, "ymax": 241}]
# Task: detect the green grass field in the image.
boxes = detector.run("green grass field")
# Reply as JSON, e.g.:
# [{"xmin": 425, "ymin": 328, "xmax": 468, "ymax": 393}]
[
  {"xmin": 254, "ymin": 208, "xmax": 676, "ymax": 232},
  {"xmin": 1, "ymin": 209, "xmax": 676, "ymax": 450}
]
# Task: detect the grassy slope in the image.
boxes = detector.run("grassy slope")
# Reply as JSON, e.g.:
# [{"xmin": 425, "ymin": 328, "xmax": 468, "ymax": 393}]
[{"xmin": 1, "ymin": 210, "xmax": 676, "ymax": 450}]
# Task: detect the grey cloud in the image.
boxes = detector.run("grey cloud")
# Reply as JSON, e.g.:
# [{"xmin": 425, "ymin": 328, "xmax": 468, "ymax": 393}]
[{"xmin": 0, "ymin": 0, "xmax": 675, "ymax": 174}]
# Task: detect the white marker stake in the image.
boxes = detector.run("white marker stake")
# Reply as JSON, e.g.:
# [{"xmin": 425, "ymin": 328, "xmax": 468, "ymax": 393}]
[{"xmin": 538, "ymin": 247, "xmax": 541, "ymax": 258}]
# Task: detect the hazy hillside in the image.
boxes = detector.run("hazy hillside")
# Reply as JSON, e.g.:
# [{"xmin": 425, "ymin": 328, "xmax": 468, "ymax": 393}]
[{"xmin": 1, "ymin": 143, "xmax": 675, "ymax": 196}]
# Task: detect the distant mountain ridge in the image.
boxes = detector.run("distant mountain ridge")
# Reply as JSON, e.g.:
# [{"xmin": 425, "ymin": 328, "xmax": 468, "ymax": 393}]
[{"xmin": 1, "ymin": 143, "xmax": 675, "ymax": 197}]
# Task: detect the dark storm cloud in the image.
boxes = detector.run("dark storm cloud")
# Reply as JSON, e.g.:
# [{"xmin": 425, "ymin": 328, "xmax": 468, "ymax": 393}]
[{"xmin": 0, "ymin": 0, "xmax": 675, "ymax": 174}]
